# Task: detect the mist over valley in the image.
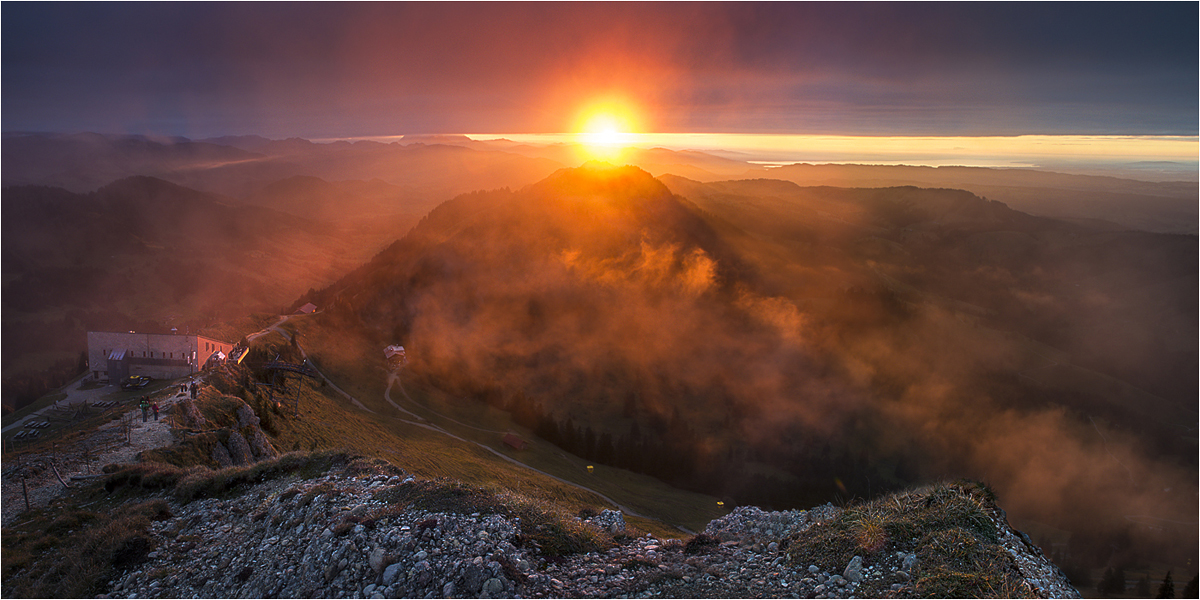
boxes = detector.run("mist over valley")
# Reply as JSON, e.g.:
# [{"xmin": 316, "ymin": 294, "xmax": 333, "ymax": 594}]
[
  {"xmin": 3, "ymin": 4, "xmax": 1197, "ymax": 596},
  {"xmin": 4, "ymin": 134, "xmax": 1196, "ymax": 569}
]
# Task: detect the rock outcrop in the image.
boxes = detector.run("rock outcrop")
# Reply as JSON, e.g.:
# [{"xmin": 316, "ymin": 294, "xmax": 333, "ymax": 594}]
[
  {"xmin": 174, "ymin": 397, "xmax": 209, "ymax": 430},
  {"xmin": 179, "ymin": 393, "xmax": 278, "ymax": 468},
  {"xmin": 99, "ymin": 466, "xmax": 1079, "ymax": 599}
]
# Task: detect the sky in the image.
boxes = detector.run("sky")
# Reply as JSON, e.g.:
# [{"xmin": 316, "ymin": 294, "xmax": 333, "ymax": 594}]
[{"xmin": 3, "ymin": 2, "xmax": 1197, "ymax": 141}]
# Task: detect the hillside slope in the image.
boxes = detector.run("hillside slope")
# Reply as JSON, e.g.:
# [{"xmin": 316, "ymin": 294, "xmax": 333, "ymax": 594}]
[
  {"xmin": 0, "ymin": 176, "xmax": 417, "ymax": 412},
  {"xmin": 0, "ymin": 398, "xmax": 1077, "ymax": 599},
  {"xmin": 303, "ymin": 163, "xmax": 1196, "ymax": 575}
]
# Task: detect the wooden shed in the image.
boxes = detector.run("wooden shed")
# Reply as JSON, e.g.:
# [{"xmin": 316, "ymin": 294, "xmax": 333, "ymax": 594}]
[{"xmin": 502, "ymin": 433, "xmax": 529, "ymax": 450}]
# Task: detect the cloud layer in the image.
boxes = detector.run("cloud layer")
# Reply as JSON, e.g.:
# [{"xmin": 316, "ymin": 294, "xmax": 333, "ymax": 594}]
[{"xmin": 3, "ymin": 3, "xmax": 1196, "ymax": 137}]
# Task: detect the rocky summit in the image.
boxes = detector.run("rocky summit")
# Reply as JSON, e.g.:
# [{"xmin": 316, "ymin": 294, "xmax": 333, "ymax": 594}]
[{"xmin": 92, "ymin": 456, "xmax": 1078, "ymax": 599}]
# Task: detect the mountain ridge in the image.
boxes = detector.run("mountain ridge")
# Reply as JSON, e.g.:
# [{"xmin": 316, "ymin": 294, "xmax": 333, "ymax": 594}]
[
  {"xmin": 0, "ymin": 361, "xmax": 1079, "ymax": 599},
  {"xmin": 296, "ymin": 163, "xmax": 1195, "ymax": 579}
]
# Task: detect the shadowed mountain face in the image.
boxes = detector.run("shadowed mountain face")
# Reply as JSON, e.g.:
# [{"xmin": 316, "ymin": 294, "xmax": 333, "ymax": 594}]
[
  {"xmin": 1, "ymin": 176, "xmax": 417, "ymax": 409},
  {"xmin": 320, "ymin": 165, "xmax": 803, "ymax": 449},
  {"xmin": 661, "ymin": 176, "xmax": 1199, "ymax": 407},
  {"xmin": 310, "ymin": 164, "xmax": 1196, "ymax": 569}
]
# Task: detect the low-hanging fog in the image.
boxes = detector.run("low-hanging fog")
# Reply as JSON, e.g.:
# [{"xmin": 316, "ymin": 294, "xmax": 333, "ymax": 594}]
[{"xmin": 311, "ymin": 164, "xmax": 1197, "ymax": 571}]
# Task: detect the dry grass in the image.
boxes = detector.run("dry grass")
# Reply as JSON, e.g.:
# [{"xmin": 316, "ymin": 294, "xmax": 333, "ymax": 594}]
[
  {"xmin": 284, "ymin": 316, "xmax": 722, "ymax": 534},
  {"xmin": 1, "ymin": 499, "xmax": 171, "ymax": 598},
  {"xmin": 786, "ymin": 480, "xmax": 1034, "ymax": 599},
  {"xmin": 372, "ymin": 477, "xmax": 612, "ymax": 557},
  {"xmin": 101, "ymin": 450, "xmax": 354, "ymax": 503}
]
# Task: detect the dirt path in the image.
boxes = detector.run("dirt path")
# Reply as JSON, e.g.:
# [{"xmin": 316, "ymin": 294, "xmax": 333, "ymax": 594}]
[
  {"xmin": 1, "ymin": 384, "xmax": 196, "ymax": 526},
  {"xmin": 381, "ymin": 373, "xmax": 675, "ymax": 528}
]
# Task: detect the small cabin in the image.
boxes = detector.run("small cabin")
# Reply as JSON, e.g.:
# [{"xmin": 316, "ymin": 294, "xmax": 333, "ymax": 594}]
[
  {"xmin": 384, "ymin": 345, "xmax": 407, "ymax": 368},
  {"xmin": 502, "ymin": 433, "xmax": 529, "ymax": 451},
  {"xmin": 296, "ymin": 302, "xmax": 318, "ymax": 314}
]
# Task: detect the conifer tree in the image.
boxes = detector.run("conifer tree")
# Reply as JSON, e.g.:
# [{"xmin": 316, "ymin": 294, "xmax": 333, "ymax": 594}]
[
  {"xmin": 1158, "ymin": 571, "xmax": 1175, "ymax": 599},
  {"xmin": 1182, "ymin": 576, "xmax": 1198, "ymax": 599}
]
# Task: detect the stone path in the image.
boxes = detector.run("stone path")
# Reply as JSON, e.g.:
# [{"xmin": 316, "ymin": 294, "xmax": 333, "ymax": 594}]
[{"xmin": 1, "ymin": 382, "xmax": 196, "ymax": 526}]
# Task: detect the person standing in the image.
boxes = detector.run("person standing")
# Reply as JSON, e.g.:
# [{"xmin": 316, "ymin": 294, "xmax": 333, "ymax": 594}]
[
  {"xmin": 139, "ymin": 397, "xmax": 150, "ymax": 423},
  {"xmin": 151, "ymin": 401, "xmax": 159, "ymax": 421}
]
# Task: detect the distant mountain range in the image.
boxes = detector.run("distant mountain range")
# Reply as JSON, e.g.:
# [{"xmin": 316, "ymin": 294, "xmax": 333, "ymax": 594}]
[{"xmin": 5, "ymin": 132, "xmax": 1195, "ymax": 233}]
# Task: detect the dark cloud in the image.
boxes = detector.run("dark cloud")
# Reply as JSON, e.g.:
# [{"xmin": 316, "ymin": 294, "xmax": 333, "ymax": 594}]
[{"xmin": 2, "ymin": 3, "xmax": 1196, "ymax": 137}]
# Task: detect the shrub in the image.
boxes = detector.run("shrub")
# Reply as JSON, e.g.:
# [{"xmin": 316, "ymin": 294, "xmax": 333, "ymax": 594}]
[
  {"xmin": 103, "ymin": 462, "xmax": 187, "ymax": 493},
  {"xmin": 684, "ymin": 533, "xmax": 720, "ymax": 555},
  {"xmin": 381, "ymin": 478, "xmax": 507, "ymax": 515},
  {"xmin": 171, "ymin": 450, "xmax": 353, "ymax": 502},
  {"xmin": 623, "ymin": 557, "xmax": 658, "ymax": 570}
]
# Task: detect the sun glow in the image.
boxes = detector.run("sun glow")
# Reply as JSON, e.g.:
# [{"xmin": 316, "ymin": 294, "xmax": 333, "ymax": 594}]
[
  {"xmin": 581, "ymin": 114, "xmax": 631, "ymax": 146},
  {"xmin": 574, "ymin": 99, "xmax": 640, "ymax": 160}
]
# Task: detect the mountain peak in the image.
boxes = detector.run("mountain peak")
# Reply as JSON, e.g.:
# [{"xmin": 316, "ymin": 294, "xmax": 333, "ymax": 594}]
[{"xmin": 533, "ymin": 163, "xmax": 670, "ymax": 204}]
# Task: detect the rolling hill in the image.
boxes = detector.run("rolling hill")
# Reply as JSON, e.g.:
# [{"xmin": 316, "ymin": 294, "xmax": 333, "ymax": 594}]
[
  {"xmin": 752, "ymin": 163, "xmax": 1198, "ymax": 234},
  {"xmin": 300, "ymin": 164, "xmax": 1196, "ymax": 573}
]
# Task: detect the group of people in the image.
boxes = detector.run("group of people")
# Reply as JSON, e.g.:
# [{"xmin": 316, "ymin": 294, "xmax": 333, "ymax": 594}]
[
  {"xmin": 138, "ymin": 378, "xmax": 200, "ymax": 424},
  {"xmin": 138, "ymin": 396, "xmax": 159, "ymax": 423},
  {"xmin": 179, "ymin": 380, "xmax": 198, "ymax": 398}
]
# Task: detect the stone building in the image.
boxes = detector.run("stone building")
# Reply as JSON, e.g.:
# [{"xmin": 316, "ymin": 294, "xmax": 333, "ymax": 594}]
[{"xmin": 86, "ymin": 331, "xmax": 235, "ymax": 382}]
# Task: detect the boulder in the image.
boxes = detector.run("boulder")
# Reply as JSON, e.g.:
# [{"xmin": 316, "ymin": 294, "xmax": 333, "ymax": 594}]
[
  {"xmin": 843, "ymin": 555, "xmax": 863, "ymax": 582},
  {"xmin": 211, "ymin": 440, "xmax": 234, "ymax": 467},
  {"xmin": 235, "ymin": 403, "xmax": 260, "ymax": 428},
  {"xmin": 224, "ymin": 429, "xmax": 255, "ymax": 465},
  {"xmin": 245, "ymin": 426, "xmax": 279, "ymax": 460},
  {"xmin": 382, "ymin": 563, "xmax": 403, "ymax": 586}
]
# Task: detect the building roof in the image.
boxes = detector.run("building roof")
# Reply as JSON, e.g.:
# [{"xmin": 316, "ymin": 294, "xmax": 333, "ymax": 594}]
[{"xmin": 502, "ymin": 433, "xmax": 528, "ymax": 450}]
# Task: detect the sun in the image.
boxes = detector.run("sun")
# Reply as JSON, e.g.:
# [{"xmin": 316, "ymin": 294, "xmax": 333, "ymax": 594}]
[
  {"xmin": 574, "ymin": 99, "xmax": 640, "ymax": 159},
  {"xmin": 581, "ymin": 113, "xmax": 630, "ymax": 146}
]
